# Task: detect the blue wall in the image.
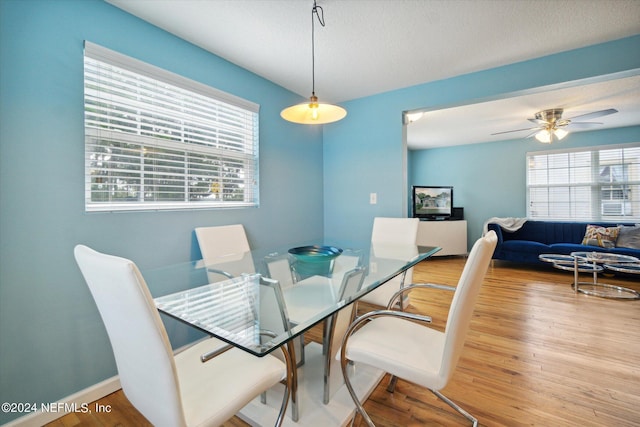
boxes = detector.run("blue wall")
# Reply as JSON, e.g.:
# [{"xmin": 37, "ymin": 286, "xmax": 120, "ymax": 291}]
[
  {"xmin": 323, "ymin": 35, "xmax": 640, "ymax": 244},
  {"xmin": 323, "ymin": 97, "xmax": 407, "ymax": 241},
  {"xmin": 0, "ymin": 0, "xmax": 323, "ymax": 422}
]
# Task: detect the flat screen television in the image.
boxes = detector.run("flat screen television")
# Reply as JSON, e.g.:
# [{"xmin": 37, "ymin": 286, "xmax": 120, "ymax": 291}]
[{"xmin": 412, "ymin": 185, "xmax": 453, "ymax": 220}]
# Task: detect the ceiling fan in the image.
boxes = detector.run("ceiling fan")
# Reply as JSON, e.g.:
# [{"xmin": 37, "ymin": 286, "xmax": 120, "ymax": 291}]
[{"xmin": 492, "ymin": 107, "xmax": 618, "ymax": 143}]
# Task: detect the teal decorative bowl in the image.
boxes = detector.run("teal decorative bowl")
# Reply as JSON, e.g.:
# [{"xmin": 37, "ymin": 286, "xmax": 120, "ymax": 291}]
[{"xmin": 288, "ymin": 245, "xmax": 343, "ymax": 277}]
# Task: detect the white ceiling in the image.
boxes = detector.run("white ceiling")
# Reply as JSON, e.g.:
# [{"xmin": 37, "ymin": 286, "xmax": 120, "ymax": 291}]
[
  {"xmin": 407, "ymin": 74, "xmax": 640, "ymax": 149},
  {"xmin": 107, "ymin": 0, "xmax": 640, "ymax": 148}
]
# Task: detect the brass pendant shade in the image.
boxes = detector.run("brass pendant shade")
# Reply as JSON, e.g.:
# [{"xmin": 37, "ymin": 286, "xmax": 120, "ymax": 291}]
[
  {"xmin": 281, "ymin": 94, "xmax": 347, "ymax": 125},
  {"xmin": 281, "ymin": 1, "xmax": 346, "ymax": 125}
]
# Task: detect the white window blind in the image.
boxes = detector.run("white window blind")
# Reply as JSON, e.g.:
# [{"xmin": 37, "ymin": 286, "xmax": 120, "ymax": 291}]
[
  {"xmin": 83, "ymin": 41, "xmax": 259, "ymax": 212},
  {"xmin": 527, "ymin": 143, "xmax": 640, "ymax": 221}
]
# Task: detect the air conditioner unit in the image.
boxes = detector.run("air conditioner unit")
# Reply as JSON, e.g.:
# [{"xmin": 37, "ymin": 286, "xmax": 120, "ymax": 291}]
[{"xmin": 601, "ymin": 201, "xmax": 631, "ymax": 216}]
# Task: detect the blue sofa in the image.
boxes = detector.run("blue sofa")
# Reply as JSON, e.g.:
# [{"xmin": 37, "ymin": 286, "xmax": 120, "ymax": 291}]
[{"xmin": 488, "ymin": 220, "xmax": 640, "ymax": 264}]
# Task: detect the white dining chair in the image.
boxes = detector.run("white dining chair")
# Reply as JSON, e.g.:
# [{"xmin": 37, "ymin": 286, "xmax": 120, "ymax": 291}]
[
  {"xmin": 339, "ymin": 231, "xmax": 498, "ymax": 427},
  {"xmin": 195, "ymin": 224, "xmax": 249, "ymax": 256},
  {"xmin": 330, "ymin": 251, "xmax": 363, "ymax": 286},
  {"xmin": 195, "ymin": 224, "xmax": 304, "ymax": 408},
  {"xmin": 322, "ymin": 266, "xmax": 366, "ymax": 404},
  {"xmin": 74, "ymin": 245, "xmax": 290, "ymax": 427},
  {"xmin": 359, "ymin": 217, "xmax": 420, "ymax": 308},
  {"xmin": 263, "ymin": 252, "xmax": 298, "ymax": 290},
  {"xmin": 195, "ymin": 224, "xmax": 256, "ymax": 282}
]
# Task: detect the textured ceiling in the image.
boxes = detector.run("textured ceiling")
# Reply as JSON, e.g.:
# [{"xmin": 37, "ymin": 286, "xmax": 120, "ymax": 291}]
[{"xmin": 107, "ymin": 0, "xmax": 640, "ymax": 148}]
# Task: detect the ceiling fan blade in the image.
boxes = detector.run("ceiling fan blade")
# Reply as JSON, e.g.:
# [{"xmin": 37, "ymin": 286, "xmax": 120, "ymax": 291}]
[
  {"xmin": 567, "ymin": 122, "xmax": 604, "ymax": 129},
  {"xmin": 525, "ymin": 129, "xmax": 541, "ymax": 138},
  {"xmin": 491, "ymin": 126, "xmax": 541, "ymax": 136},
  {"xmin": 567, "ymin": 108, "xmax": 618, "ymax": 121},
  {"xmin": 528, "ymin": 118, "xmax": 547, "ymax": 125}
]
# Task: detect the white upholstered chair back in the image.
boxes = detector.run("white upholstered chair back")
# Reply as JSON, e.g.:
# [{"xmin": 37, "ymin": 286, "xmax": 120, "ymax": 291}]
[
  {"xmin": 264, "ymin": 253, "xmax": 297, "ymax": 289},
  {"xmin": 74, "ymin": 245, "xmax": 290, "ymax": 427},
  {"xmin": 74, "ymin": 245, "xmax": 186, "ymax": 426},
  {"xmin": 439, "ymin": 230, "xmax": 497, "ymax": 386},
  {"xmin": 195, "ymin": 224, "xmax": 250, "ymax": 260},
  {"xmin": 361, "ymin": 217, "xmax": 419, "ymax": 307},
  {"xmin": 195, "ymin": 224, "xmax": 255, "ymax": 280},
  {"xmin": 370, "ymin": 217, "xmax": 419, "ymax": 245}
]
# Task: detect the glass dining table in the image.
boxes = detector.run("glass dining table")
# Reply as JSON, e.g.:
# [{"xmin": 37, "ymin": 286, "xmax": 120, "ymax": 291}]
[{"xmin": 143, "ymin": 239, "xmax": 440, "ymax": 425}]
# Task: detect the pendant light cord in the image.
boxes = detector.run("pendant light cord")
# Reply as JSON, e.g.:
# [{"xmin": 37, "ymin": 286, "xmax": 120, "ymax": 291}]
[
  {"xmin": 280, "ymin": 0, "xmax": 346, "ymax": 124},
  {"xmin": 311, "ymin": 1, "xmax": 325, "ymax": 97}
]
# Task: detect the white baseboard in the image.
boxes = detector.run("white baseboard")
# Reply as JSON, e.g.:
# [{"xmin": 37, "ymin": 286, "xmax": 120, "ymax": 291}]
[{"xmin": 2, "ymin": 376, "xmax": 120, "ymax": 427}]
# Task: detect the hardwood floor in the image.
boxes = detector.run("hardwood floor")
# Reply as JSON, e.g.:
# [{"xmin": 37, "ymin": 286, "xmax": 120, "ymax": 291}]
[{"xmin": 46, "ymin": 257, "xmax": 640, "ymax": 427}]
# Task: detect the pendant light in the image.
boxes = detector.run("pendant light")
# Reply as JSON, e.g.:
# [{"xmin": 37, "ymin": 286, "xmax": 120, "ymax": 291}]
[{"xmin": 280, "ymin": 0, "xmax": 346, "ymax": 125}]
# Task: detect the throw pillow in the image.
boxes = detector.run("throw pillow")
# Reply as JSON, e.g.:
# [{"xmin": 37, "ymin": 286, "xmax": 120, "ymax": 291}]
[
  {"xmin": 581, "ymin": 225, "xmax": 620, "ymax": 248},
  {"xmin": 616, "ymin": 225, "xmax": 640, "ymax": 249}
]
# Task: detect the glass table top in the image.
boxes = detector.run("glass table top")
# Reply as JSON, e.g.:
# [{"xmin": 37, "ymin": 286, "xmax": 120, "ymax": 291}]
[
  {"xmin": 145, "ymin": 240, "xmax": 440, "ymax": 356},
  {"xmin": 570, "ymin": 251, "xmax": 640, "ymax": 264}
]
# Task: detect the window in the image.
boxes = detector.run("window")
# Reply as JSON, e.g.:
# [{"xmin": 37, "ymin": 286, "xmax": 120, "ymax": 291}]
[
  {"xmin": 83, "ymin": 42, "xmax": 259, "ymax": 212},
  {"xmin": 527, "ymin": 143, "xmax": 640, "ymax": 221}
]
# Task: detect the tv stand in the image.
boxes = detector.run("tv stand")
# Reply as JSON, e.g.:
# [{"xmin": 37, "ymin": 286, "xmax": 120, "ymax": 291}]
[{"xmin": 417, "ymin": 220, "xmax": 467, "ymax": 256}]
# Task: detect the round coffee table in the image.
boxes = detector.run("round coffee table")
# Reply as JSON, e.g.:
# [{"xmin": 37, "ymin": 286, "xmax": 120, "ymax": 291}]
[
  {"xmin": 604, "ymin": 263, "xmax": 640, "ymax": 275},
  {"xmin": 570, "ymin": 252, "xmax": 640, "ymax": 300},
  {"xmin": 538, "ymin": 254, "xmax": 603, "ymax": 281}
]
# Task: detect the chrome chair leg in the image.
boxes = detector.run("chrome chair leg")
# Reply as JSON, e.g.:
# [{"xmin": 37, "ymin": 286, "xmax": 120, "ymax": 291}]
[
  {"xmin": 285, "ymin": 340, "xmax": 299, "ymax": 422},
  {"xmin": 386, "ymin": 375, "xmax": 398, "ymax": 393},
  {"xmin": 340, "ymin": 356, "xmax": 376, "ymax": 427},
  {"xmin": 322, "ymin": 318, "xmax": 329, "ymax": 355},
  {"xmin": 348, "ymin": 411, "xmax": 356, "ymax": 427},
  {"xmin": 275, "ymin": 344, "xmax": 293, "ymax": 427},
  {"xmin": 431, "ymin": 389, "xmax": 478, "ymax": 427}
]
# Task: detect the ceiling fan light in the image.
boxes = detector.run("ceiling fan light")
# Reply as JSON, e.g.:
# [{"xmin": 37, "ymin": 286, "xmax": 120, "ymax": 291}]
[
  {"xmin": 554, "ymin": 128, "xmax": 568, "ymax": 140},
  {"xmin": 535, "ymin": 129, "xmax": 552, "ymax": 143}
]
